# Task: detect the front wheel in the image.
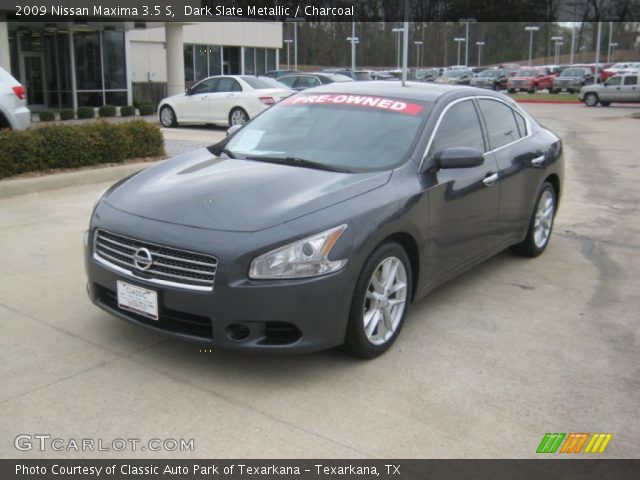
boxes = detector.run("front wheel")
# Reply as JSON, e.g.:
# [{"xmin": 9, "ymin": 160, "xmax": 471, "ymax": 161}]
[
  {"xmin": 600, "ymin": 101, "xmax": 611, "ymax": 107},
  {"xmin": 343, "ymin": 242, "xmax": 412, "ymax": 358},
  {"xmin": 584, "ymin": 93, "xmax": 599, "ymax": 107},
  {"xmin": 229, "ymin": 107, "xmax": 249, "ymax": 126},
  {"xmin": 159, "ymin": 105, "xmax": 177, "ymax": 127},
  {"xmin": 511, "ymin": 182, "xmax": 557, "ymax": 257}
]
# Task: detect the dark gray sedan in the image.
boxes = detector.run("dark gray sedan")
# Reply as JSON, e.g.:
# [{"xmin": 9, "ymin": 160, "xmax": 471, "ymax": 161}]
[{"xmin": 85, "ymin": 82, "xmax": 563, "ymax": 358}]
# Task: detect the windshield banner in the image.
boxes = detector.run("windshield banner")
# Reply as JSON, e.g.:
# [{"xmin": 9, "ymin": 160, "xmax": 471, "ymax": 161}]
[{"xmin": 281, "ymin": 94, "xmax": 424, "ymax": 115}]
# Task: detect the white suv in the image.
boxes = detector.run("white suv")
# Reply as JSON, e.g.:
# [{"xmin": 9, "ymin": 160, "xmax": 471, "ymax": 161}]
[{"xmin": 0, "ymin": 66, "xmax": 30, "ymax": 130}]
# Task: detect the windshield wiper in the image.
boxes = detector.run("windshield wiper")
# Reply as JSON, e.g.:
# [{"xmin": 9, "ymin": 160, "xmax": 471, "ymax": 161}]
[{"xmin": 244, "ymin": 156, "xmax": 353, "ymax": 173}]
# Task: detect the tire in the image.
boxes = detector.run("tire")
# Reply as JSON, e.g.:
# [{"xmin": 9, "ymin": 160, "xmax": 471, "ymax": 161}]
[
  {"xmin": 229, "ymin": 107, "xmax": 249, "ymax": 126},
  {"xmin": 508, "ymin": 88, "xmax": 515, "ymax": 94},
  {"xmin": 528, "ymin": 85, "xmax": 538, "ymax": 94},
  {"xmin": 600, "ymin": 101, "xmax": 611, "ymax": 107},
  {"xmin": 343, "ymin": 242, "xmax": 412, "ymax": 359},
  {"xmin": 549, "ymin": 88, "xmax": 557, "ymax": 94},
  {"xmin": 584, "ymin": 93, "xmax": 599, "ymax": 107},
  {"xmin": 511, "ymin": 182, "xmax": 557, "ymax": 257},
  {"xmin": 159, "ymin": 105, "xmax": 177, "ymax": 127}
]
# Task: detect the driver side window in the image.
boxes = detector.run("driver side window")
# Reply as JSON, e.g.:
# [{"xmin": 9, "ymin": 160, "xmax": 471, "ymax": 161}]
[
  {"xmin": 191, "ymin": 78, "xmax": 217, "ymax": 95},
  {"xmin": 429, "ymin": 100, "xmax": 486, "ymax": 156},
  {"xmin": 606, "ymin": 76, "xmax": 622, "ymax": 86}
]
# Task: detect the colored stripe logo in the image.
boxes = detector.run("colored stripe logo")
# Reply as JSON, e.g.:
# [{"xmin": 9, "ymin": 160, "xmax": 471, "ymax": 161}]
[{"xmin": 537, "ymin": 433, "xmax": 612, "ymax": 454}]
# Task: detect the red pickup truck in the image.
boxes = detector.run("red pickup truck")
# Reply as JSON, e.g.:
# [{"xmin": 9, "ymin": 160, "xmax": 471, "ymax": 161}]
[{"xmin": 507, "ymin": 67, "xmax": 556, "ymax": 93}]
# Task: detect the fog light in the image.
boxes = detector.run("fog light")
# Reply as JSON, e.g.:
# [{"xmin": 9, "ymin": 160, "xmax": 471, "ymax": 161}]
[{"xmin": 227, "ymin": 324, "xmax": 250, "ymax": 341}]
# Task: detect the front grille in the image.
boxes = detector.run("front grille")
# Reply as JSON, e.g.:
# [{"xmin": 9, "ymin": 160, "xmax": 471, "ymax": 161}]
[
  {"xmin": 511, "ymin": 80, "xmax": 529, "ymax": 87},
  {"xmin": 94, "ymin": 229, "xmax": 218, "ymax": 291},
  {"xmin": 95, "ymin": 284, "xmax": 212, "ymax": 339}
]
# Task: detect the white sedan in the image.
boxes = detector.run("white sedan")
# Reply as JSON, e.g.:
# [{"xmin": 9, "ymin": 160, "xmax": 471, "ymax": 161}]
[{"xmin": 158, "ymin": 75, "xmax": 293, "ymax": 128}]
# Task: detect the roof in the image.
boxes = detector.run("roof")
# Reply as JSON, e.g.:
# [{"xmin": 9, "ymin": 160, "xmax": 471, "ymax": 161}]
[{"xmin": 305, "ymin": 80, "xmax": 499, "ymax": 103}]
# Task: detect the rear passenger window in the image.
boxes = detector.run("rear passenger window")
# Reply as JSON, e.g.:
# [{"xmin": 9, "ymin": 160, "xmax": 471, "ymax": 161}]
[
  {"xmin": 624, "ymin": 76, "xmax": 638, "ymax": 86},
  {"xmin": 429, "ymin": 100, "xmax": 485, "ymax": 156},
  {"xmin": 478, "ymin": 99, "xmax": 521, "ymax": 149},
  {"xmin": 513, "ymin": 110, "xmax": 528, "ymax": 138}
]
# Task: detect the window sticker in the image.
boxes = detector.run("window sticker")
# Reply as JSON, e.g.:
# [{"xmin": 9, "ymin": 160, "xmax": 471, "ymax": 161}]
[{"xmin": 281, "ymin": 94, "xmax": 423, "ymax": 115}]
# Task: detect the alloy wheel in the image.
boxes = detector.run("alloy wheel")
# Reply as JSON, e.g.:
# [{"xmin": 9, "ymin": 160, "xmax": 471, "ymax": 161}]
[
  {"xmin": 533, "ymin": 189, "xmax": 555, "ymax": 249},
  {"xmin": 230, "ymin": 109, "xmax": 248, "ymax": 126},
  {"xmin": 160, "ymin": 107, "xmax": 174, "ymax": 127},
  {"xmin": 362, "ymin": 257, "xmax": 408, "ymax": 346}
]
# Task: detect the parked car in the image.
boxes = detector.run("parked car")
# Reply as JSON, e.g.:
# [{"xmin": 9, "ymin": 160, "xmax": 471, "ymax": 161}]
[
  {"xmin": 370, "ymin": 71, "xmax": 400, "ymax": 81},
  {"xmin": 550, "ymin": 67, "xmax": 594, "ymax": 94},
  {"xmin": 579, "ymin": 73, "xmax": 640, "ymax": 107},
  {"xmin": 331, "ymin": 70, "xmax": 374, "ymax": 81},
  {"xmin": 434, "ymin": 69, "xmax": 473, "ymax": 85},
  {"xmin": 499, "ymin": 63, "xmax": 521, "ymax": 77},
  {"xmin": 413, "ymin": 68, "xmax": 439, "ymax": 82},
  {"xmin": 470, "ymin": 68, "xmax": 509, "ymax": 90},
  {"xmin": 600, "ymin": 62, "xmax": 640, "ymax": 81},
  {"xmin": 507, "ymin": 67, "xmax": 555, "ymax": 93},
  {"xmin": 264, "ymin": 69, "xmax": 299, "ymax": 78},
  {"xmin": 277, "ymin": 73, "xmax": 353, "ymax": 91},
  {"xmin": 158, "ymin": 75, "xmax": 294, "ymax": 127},
  {"xmin": 0, "ymin": 66, "xmax": 30, "ymax": 130},
  {"xmin": 85, "ymin": 81, "xmax": 563, "ymax": 358}
]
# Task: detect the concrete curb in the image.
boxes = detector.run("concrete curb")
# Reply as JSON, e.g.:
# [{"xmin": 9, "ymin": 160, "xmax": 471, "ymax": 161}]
[{"xmin": 0, "ymin": 161, "xmax": 159, "ymax": 198}]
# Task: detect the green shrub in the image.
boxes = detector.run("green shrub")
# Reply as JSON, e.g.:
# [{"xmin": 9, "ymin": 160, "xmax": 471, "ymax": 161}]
[
  {"xmin": 122, "ymin": 120, "xmax": 165, "ymax": 158},
  {"xmin": 120, "ymin": 105, "xmax": 136, "ymax": 117},
  {"xmin": 38, "ymin": 111, "xmax": 56, "ymax": 122},
  {"xmin": 138, "ymin": 103, "xmax": 156, "ymax": 116},
  {"xmin": 59, "ymin": 109, "xmax": 75, "ymax": 121},
  {"xmin": 0, "ymin": 121, "xmax": 166, "ymax": 179},
  {"xmin": 98, "ymin": 105, "xmax": 117, "ymax": 118},
  {"xmin": 77, "ymin": 107, "xmax": 95, "ymax": 119}
]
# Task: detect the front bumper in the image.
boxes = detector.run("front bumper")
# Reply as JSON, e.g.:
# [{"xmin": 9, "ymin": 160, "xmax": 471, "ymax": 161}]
[{"xmin": 84, "ymin": 227, "xmax": 355, "ymax": 354}]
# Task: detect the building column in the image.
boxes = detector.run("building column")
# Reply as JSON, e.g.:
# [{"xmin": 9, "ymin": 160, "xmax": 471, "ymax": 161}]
[
  {"xmin": 0, "ymin": 15, "xmax": 11, "ymax": 72},
  {"xmin": 165, "ymin": 23, "xmax": 185, "ymax": 96},
  {"xmin": 124, "ymin": 29, "xmax": 133, "ymax": 105}
]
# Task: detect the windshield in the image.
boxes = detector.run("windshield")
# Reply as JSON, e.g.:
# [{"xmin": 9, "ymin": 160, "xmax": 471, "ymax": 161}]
[
  {"xmin": 516, "ymin": 69, "xmax": 540, "ymax": 77},
  {"xmin": 561, "ymin": 68, "xmax": 585, "ymax": 77},
  {"xmin": 445, "ymin": 70, "xmax": 468, "ymax": 78},
  {"xmin": 241, "ymin": 76, "xmax": 287, "ymax": 89},
  {"xmin": 479, "ymin": 70, "xmax": 501, "ymax": 77},
  {"xmin": 224, "ymin": 93, "xmax": 432, "ymax": 172}
]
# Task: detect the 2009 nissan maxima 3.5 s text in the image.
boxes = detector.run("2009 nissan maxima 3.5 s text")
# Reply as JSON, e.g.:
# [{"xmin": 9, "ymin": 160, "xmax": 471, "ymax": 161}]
[{"xmin": 85, "ymin": 82, "xmax": 563, "ymax": 358}]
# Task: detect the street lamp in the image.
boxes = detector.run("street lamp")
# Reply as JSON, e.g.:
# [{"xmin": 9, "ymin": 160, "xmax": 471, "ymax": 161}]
[
  {"xmin": 454, "ymin": 37, "xmax": 465, "ymax": 66},
  {"xmin": 392, "ymin": 27, "xmax": 404, "ymax": 70},
  {"xmin": 476, "ymin": 41, "xmax": 485, "ymax": 67},
  {"xmin": 283, "ymin": 39, "xmax": 293, "ymax": 70},
  {"xmin": 567, "ymin": 1, "xmax": 581, "ymax": 65},
  {"xmin": 347, "ymin": 21, "xmax": 359, "ymax": 71},
  {"xmin": 608, "ymin": 42, "xmax": 618, "ymax": 63},
  {"xmin": 414, "ymin": 40, "xmax": 423, "ymax": 68},
  {"xmin": 525, "ymin": 26, "xmax": 540, "ymax": 66},
  {"xmin": 286, "ymin": 17, "xmax": 304, "ymax": 71},
  {"xmin": 459, "ymin": 18, "xmax": 476, "ymax": 66},
  {"xmin": 551, "ymin": 36, "xmax": 563, "ymax": 65}
]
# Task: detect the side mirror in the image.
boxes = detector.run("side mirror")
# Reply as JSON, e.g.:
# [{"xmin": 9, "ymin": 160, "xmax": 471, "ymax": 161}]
[
  {"xmin": 226, "ymin": 124, "xmax": 243, "ymax": 137},
  {"xmin": 432, "ymin": 147, "xmax": 485, "ymax": 170},
  {"xmin": 185, "ymin": 86, "xmax": 193, "ymax": 95}
]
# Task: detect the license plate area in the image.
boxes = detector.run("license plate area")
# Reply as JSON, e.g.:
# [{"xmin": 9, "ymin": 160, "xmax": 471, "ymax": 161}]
[{"xmin": 117, "ymin": 281, "xmax": 158, "ymax": 321}]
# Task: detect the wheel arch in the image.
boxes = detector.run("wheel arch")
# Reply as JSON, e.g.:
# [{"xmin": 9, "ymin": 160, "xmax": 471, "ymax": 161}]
[
  {"xmin": 378, "ymin": 232, "xmax": 420, "ymax": 302},
  {"xmin": 545, "ymin": 173, "xmax": 561, "ymax": 205}
]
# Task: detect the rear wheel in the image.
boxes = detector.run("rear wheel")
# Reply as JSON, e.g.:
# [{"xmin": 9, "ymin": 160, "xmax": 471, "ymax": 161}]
[
  {"xmin": 584, "ymin": 92, "xmax": 599, "ymax": 107},
  {"xmin": 511, "ymin": 182, "xmax": 556, "ymax": 257},
  {"xmin": 549, "ymin": 88, "xmax": 557, "ymax": 94},
  {"xmin": 229, "ymin": 107, "xmax": 249, "ymax": 126},
  {"xmin": 508, "ymin": 88, "xmax": 515, "ymax": 94},
  {"xmin": 343, "ymin": 242, "xmax": 412, "ymax": 359},
  {"xmin": 528, "ymin": 85, "xmax": 538, "ymax": 94}
]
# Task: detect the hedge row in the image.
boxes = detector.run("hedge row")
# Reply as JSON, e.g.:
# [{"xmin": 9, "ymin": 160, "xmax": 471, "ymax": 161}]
[
  {"xmin": 0, "ymin": 120, "xmax": 165, "ymax": 179},
  {"xmin": 36, "ymin": 104, "xmax": 156, "ymax": 122}
]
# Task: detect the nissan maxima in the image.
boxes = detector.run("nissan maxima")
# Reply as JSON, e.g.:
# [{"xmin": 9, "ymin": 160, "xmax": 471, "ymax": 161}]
[{"xmin": 85, "ymin": 82, "xmax": 563, "ymax": 358}]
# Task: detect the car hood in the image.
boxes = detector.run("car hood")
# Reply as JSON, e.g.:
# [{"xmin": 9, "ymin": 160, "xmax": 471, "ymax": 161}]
[{"xmin": 104, "ymin": 148, "xmax": 391, "ymax": 232}]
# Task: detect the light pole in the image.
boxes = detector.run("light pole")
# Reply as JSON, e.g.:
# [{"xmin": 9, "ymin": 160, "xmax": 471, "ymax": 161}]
[
  {"xmin": 283, "ymin": 39, "xmax": 293, "ymax": 70},
  {"xmin": 551, "ymin": 36, "xmax": 563, "ymax": 64},
  {"xmin": 454, "ymin": 37, "xmax": 465, "ymax": 66},
  {"xmin": 459, "ymin": 18, "xmax": 476, "ymax": 66},
  {"xmin": 414, "ymin": 40, "xmax": 423, "ymax": 68},
  {"xmin": 594, "ymin": 21, "xmax": 602, "ymax": 84},
  {"xmin": 392, "ymin": 27, "xmax": 404, "ymax": 70},
  {"xmin": 608, "ymin": 42, "xmax": 618, "ymax": 63},
  {"xmin": 347, "ymin": 21, "xmax": 359, "ymax": 71},
  {"xmin": 525, "ymin": 26, "xmax": 539, "ymax": 66},
  {"xmin": 567, "ymin": 1, "xmax": 580, "ymax": 65},
  {"xmin": 476, "ymin": 41, "xmax": 485, "ymax": 67},
  {"xmin": 294, "ymin": 22, "xmax": 298, "ymax": 71},
  {"xmin": 607, "ymin": 22, "xmax": 613, "ymax": 63}
]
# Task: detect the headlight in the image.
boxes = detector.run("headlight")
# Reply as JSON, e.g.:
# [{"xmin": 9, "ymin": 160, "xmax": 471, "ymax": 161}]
[
  {"xmin": 249, "ymin": 224, "xmax": 348, "ymax": 279},
  {"xmin": 92, "ymin": 188, "xmax": 108, "ymax": 212}
]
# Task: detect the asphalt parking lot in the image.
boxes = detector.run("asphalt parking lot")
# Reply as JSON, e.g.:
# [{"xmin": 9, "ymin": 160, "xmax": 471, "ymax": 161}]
[{"xmin": 1, "ymin": 104, "xmax": 638, "ymax": 459}]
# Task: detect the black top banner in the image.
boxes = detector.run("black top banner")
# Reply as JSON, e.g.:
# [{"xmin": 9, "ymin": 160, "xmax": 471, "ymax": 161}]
[{"xmin": 2, "ymin": 0, "xmax": 640, "ymax": 22}]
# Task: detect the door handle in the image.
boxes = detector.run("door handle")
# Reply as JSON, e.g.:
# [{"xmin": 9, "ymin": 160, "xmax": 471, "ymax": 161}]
[
  {"xmin": 531, "ymin": 155, "xmax": 545, "ymax": 167},
  {"xmin": 483, "ymin": 173, "xmax": 498, "ymax": 187}
]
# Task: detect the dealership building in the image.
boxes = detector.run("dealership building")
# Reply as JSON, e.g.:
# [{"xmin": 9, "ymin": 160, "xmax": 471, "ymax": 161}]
[{"xmin": 0, "ymin": 13, "xmax": 282, "ymax": 110}]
